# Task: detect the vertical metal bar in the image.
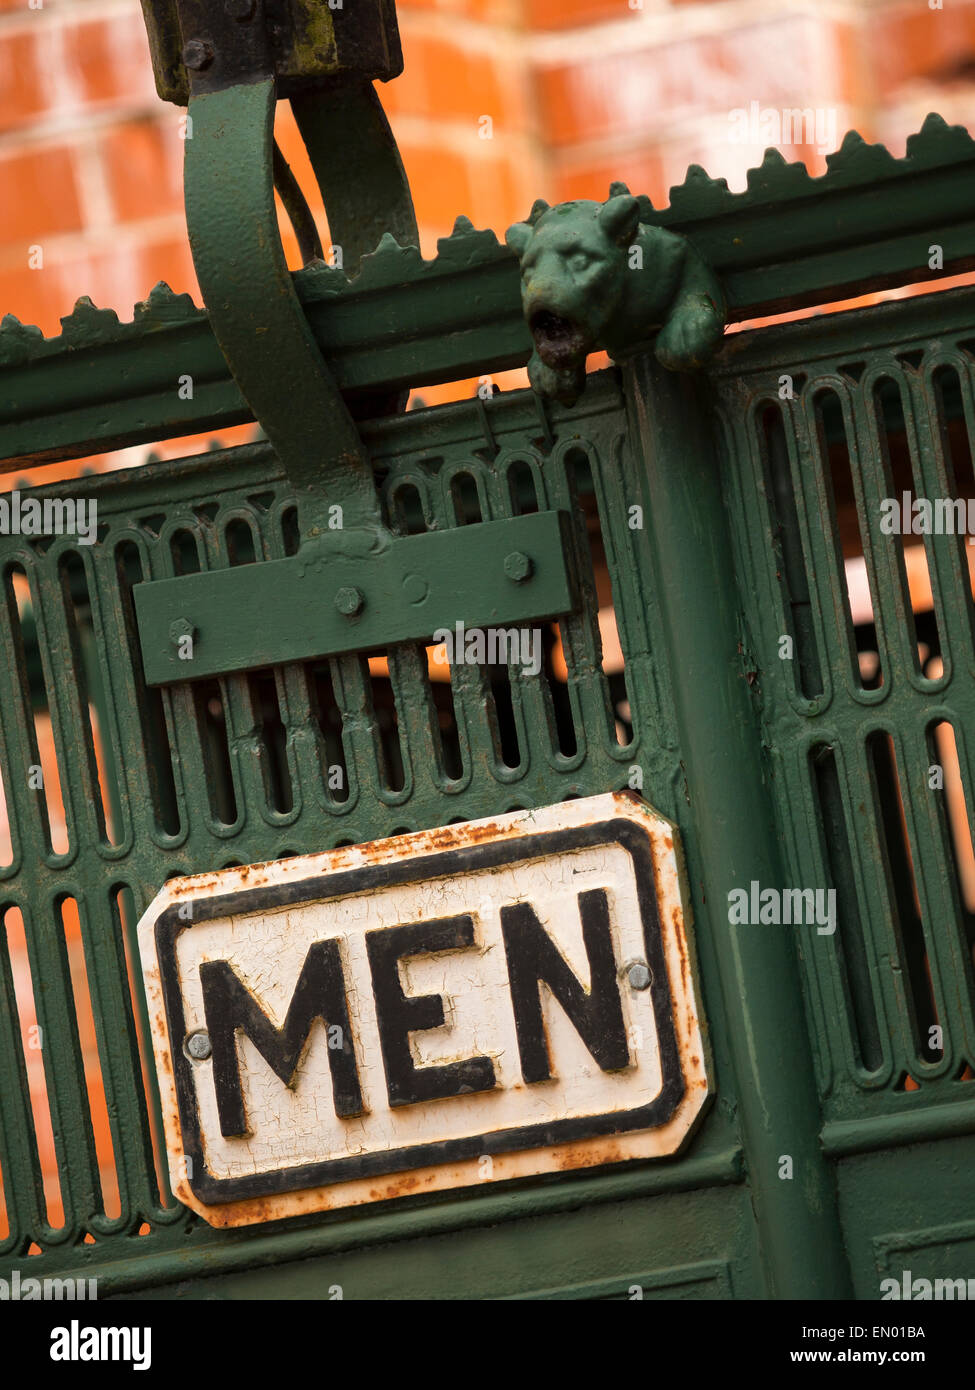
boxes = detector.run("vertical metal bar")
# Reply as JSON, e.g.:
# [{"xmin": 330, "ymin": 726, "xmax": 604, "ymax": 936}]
[
  {"xmin": 329, "ymin": 654, "xmax": 393, "ymax": 822},
  {"xmin": 74, "ymin": 888, "xmax": 159, "ymax": 1233},
  {"xmin": 0, "ymin": 907, "xmax": 47, "ymax": 1250},
  {"xmin": 386, "ymin": 645, "xmax": 444, "ymax": 800},
  {"xmin": 622, "ymin": 354, "xmax": 852, "ymax": 1299},
  {"xmin": 0, "ymin": 568, "xmax": 46, "ymax": 869},
  {"xmin": 30, "ymin": 556, "xmax": 99, "ymax": 852},
  {"xmin": 19, "ymin": 898, "xmax": 100, "ymax": 1236}
]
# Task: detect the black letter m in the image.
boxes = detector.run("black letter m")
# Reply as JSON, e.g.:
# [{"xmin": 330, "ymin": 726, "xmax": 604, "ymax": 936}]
[{"xmin": 200, "ymin": 940, "xmax": 362, "ymax": 1137}]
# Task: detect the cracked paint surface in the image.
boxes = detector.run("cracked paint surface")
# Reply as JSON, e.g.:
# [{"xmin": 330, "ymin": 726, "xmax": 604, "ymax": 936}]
[{"xmin": 138, "ymin": 792, "xmax": 710, "ymax": 1227}]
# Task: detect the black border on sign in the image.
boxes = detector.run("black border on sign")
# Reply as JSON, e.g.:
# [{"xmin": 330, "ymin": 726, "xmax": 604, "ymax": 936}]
[{"xmin": 154, "ymin": 817, "xmax": 686, "ymax": 1203}]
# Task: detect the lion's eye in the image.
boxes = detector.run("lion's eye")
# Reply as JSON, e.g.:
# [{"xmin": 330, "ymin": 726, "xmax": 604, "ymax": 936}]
[{"xmin": 568, "ymin": 252, "xmax": 591, "ymax": 274}]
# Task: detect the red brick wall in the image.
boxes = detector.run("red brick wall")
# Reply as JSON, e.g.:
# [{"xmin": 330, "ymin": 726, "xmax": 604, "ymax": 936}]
[{"xmin": 2, "ymin": 0, "xmax": 973, "ymax": 340}]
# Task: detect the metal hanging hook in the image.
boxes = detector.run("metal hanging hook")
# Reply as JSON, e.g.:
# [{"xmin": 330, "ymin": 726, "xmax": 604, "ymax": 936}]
[{"xmin": 139, "ymin": 0, "xmax": 419, "ymax": 549}]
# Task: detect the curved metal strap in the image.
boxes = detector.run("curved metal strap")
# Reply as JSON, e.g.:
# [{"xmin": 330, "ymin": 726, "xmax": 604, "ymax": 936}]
[
  {"xmin": 272, "ymin": 140, "xmax": 324, "ymax": 265},
  {"xmin": 184, "ymin": 77, "xmax": 383, "ymax": 540},
  {"xmin": 291, "ymin": 80, "xmax": 418, "ymax": 273}
]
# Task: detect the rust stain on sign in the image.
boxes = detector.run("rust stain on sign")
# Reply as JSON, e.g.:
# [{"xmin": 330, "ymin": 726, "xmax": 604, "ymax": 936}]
[{"xmin": 138, "ymin": 792, "xmax": 710, "ymax": 1228}]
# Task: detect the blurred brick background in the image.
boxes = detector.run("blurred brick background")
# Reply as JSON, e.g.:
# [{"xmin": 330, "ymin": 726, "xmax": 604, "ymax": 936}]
[{"xmin": 2, "ymin": 0, "xmax": 975, "ymax": 343}]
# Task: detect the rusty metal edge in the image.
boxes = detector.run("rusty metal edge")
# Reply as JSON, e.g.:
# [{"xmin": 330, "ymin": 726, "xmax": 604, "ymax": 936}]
[{"xmin": 137, "ymin": 791, "xmax": 712, "ymax": 1229}]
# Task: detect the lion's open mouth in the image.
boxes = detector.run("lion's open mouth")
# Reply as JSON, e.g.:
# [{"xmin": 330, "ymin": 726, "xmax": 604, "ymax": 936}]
[{"xmin": 529, "ymin": 310, "xmax": 591, "ymax": 369}]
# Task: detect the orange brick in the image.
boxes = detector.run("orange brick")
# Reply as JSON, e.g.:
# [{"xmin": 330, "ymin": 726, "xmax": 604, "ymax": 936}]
[
  {"xmin": 555, "ymin": 150, "xmax": 666, "ymax": 206},
  {"xmin": 870, "ymin": 0, "xmax": 975, "ymax": 93},
  {"xmin": 538, "ymin": 16, "xmax": 845, "ymax": 149},
  {"xmin": 101, "ymin": 118, "xmax": 184, "ymax": 224},
  {"xmin": 0, "ymin": 14, "xmax": 157, "ymax": 137},
  {"xmin": 71, "ymin": 13, "xmax": 158, "ymax": 109},
  {"xmin": 424, "ymin": 38, "xmax": 504, "ymax": 122},
  {"xmin": 827, "ymin": 17, "xmax": 869, "ymax": 115},
  {"xmin": 386, "ymin": 33, "xmax": 524, "ymax": 128},
  {"xmin": 0, "ymin": 237, "xmax": 197, "ymax": 339},
  {"xmin": 398, "ymin": 0, "xmax": 519, "ymax": 24},
  {"xmin": 0, "ymin": 30, "xmax": 48, "ymax": 134},
  {"xmin": 0, "ymin": 263, "xmax": 53, "ymax": 335},
  {"xmin": 527, "ymin": 0, "xmax": 634, "ymax": 31},
  {"xmin": 400, "ymin": 139, "xmax": 472, "ymax": 225},
  {"xmin": 77, "ymin": 237, "xmax": 199, "ymax": 319},
  {"xmin": 485, "ymin": 151, "xmax": 540, "ymax": 232},
  {"xmin": 0, "ymin": 146, "xmax": 83, "ymax": 243}
]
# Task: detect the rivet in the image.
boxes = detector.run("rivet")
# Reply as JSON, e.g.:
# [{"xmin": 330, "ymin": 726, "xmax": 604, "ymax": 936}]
[
  {"xmin": 403, "ymin": 572, "xmax": 429, "ymax": 605},
  {"xmin": 627, "ymin": 961, "xmax": 652, "ymax": 991},
  {"xmin": 504, "ymin": 551, "xmax": 533, "ymax": 583},
  {"xmin": 335, "ymin": 586, "xmax": 364, "ymax": 617},
  {"xmin": 182, "ymin": 38, "xmax": 215, "ymax": 71},
  {"xmin": 186, "ymin": 1030, "xmax": 212, "ymax": 1060},
  {"xmin": 169, "ymin": 617, "xmax": 196, "ymax": 646}
]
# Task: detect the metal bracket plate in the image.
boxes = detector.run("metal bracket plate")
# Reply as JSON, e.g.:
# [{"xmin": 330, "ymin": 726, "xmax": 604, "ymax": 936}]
[{"xmin": 134, "ymin": 511, "xmax": 577, "ymax": 686}]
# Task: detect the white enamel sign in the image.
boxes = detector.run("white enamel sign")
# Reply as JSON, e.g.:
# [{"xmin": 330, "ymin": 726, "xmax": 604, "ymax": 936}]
[{"xmin": 138, "ymin": 792, "xmax": 710, "ymax": 1227}]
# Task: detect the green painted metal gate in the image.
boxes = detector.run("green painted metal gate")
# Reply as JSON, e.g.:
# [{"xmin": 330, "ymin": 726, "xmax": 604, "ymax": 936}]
[{"xmin": 1, "ymin": 93, "xmax": 975, "ymax": 1297}]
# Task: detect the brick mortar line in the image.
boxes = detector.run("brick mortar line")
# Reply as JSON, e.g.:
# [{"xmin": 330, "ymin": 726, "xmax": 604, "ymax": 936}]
[
  {"xmin": 396, "ymin": 6, "xmax": 530, "ymax": 49},
  {"xmin": 546, "ymin": 104, "xmax": 857, "ymax": 172},
  {"xmin": 0, "ymin": 100, "xmax": 541, "ymax": 156},
  {"xmin": 391, "ymin": 112, "xmax": 542, "ymax": 153},
  {"xmin": 73, "ymin": 128, "xmax": 118, "ymax": 236},
  {"xmin": 525, "ymin": 0, "xmax": 923, "ymax": 66},
  {"xmin": 0, "ymin": 101, "xmax": 166, "ymax": 154},
  {"xmin": 0, "ymin": 211, "xmax": 189, "ymax": 278},
  {"xmin": 0, "ymin": 0, "xmax": 144, "ymax": 39}
]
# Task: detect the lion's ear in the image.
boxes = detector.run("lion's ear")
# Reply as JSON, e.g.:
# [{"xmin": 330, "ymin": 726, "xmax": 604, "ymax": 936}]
[
  {"xmin": 598, "ymin": 193, "xmax": 640, "ymax": 245},
  {"xmin": 528, "ymin": 198, "xmax": 550, "ymax": 224},
  {"xmin": 505, "ymin": 221, "xmax": 533, "ymax": 256}
]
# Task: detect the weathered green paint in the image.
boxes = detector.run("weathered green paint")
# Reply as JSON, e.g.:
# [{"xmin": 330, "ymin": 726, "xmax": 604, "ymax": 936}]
[
  {"xmin": 713, "ymin": 285, "xmax": 975, "ymax": 1134},
  {"xmin": 3, "ymin": 116, "xmax": 975, "ymax": 472},
  {"xmin": 139, "ymin": 0, "xmax": 402, "ymax": 105},
  {"xmin": 1, "ymin": 375, "xmax": 760, "ymax": 1296},
  {"xmin": 115, "ymin": 1178, "xmax": 759, "ymax": 1300},
  {"xmin": 2, "ymin": 89, "xmax": 975, "ymax": 1298},
  {"xmin": 271, "ymin": 140, "xmax": 325, "ymax": 266},
  {"xmin": 506, "ymin": 191, "xmax": 725, "ymax": 404},
  {"xmin": 291, "ymin": 83, "xmax": 418, "ymax": 280},
  {"xmin": 183, "ymin": 78, "xmax": 380, "ymax": 541},
  {"xmin": 622, "ymin": 355, "xmax": 852, "ymax": 1299},
  {"xmin": 133, "ymin": 511, "xmax": 576, "ymax": 684}
]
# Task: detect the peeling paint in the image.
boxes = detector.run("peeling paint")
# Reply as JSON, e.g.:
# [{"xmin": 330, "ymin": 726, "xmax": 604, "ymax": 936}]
[{"xmin": 139, "ymin": 792, "xmax": 710, "ymax": 1228}]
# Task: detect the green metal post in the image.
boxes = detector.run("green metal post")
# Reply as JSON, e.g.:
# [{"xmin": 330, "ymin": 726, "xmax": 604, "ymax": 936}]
[{"xmin": 622, "ymin": 353, "xmax": 853, "ymax": 1299}]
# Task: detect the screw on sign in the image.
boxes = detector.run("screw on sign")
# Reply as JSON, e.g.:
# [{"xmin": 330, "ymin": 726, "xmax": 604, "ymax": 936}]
[{"xmin": 138, "ymin": 793, "xmax": 710, "ymax": 1227}]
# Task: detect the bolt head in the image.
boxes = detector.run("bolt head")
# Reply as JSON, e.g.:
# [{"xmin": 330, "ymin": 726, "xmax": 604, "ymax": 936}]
[
  {"xmin": 182, "ymin": 38, "xmax": 215, "ymax": 71},
  {"xmin": 335, "ymin": 586, "xmax": 364, "ymax": 617},
  {"xmin": 504, "ymin": 551, "xmax": 533, "ymax": 583},
  {"xmin": 169, "ymin": 617, "xmax": 196, "ymax": 645},
  {"xmin": 627, "ymin": 961, "xmax": 652, "ymax": 991},
  {"xmin": 186, "ymin": 1030, "xmax": 212, "ymax": 1060}
]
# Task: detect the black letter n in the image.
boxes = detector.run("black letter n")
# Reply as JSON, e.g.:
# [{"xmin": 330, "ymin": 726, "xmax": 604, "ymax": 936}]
[
  {"xmin": 200, "ymin": 939, "xmax": 362, "ymax": 1137},
  {"xmin": 501, "ymin": 889, "xmax": 630, "ymax": 1084}
]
